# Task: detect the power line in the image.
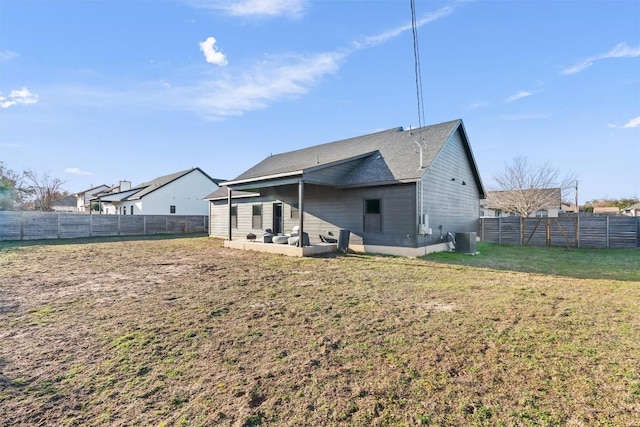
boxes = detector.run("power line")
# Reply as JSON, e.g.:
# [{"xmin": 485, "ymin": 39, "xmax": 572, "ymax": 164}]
[{"xmin": 410, "ymin": 0, "xmax": 425, "ymax": 139}]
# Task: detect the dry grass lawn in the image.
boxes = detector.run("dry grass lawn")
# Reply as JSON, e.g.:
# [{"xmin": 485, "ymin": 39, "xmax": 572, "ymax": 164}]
[{"xmin": 0, "ymin": 237, "xmax": 638, "ymax": 426}]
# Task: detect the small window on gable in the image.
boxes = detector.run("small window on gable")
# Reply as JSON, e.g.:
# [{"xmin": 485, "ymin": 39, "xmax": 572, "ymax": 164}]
[
  {"xmin": 170, "ymin": 205, "xmax": 176, "ymax": 214},
  {"xmin": 364, "ymin": 199, "xmax": 382, "ymax": 233},
  {"xmin": 252, "ymin": 205, "xmax": 262, "ymax": 229}
]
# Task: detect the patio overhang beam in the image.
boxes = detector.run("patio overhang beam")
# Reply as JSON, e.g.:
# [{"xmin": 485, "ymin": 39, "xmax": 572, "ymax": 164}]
[
  {"xmin": 222, "ymin": 170, "xmax": 303, "ymax": 187},
  {"xmin": 225, "ymin": 176, "xmax": 303, "ymax": 192}
]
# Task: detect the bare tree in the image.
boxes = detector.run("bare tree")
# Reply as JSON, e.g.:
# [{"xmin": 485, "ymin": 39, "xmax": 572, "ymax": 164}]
[
  {"xmin": 22, "ymin": 169, "xmax": 67, "ymax": 211},
  {"xmin": 489, "ymin": 156, "xmax": 577, "ymax": 218}
]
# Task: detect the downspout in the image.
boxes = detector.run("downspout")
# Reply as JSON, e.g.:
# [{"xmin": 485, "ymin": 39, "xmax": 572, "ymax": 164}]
[{"xmin": 298, "ymin": 179, "xmax": 304, "ymax": 247}]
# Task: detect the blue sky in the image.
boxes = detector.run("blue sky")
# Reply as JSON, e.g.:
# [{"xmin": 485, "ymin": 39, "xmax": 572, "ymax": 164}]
[{"xmin": 1, "ymin": 0, "xmax": 638, "ymax": 204}]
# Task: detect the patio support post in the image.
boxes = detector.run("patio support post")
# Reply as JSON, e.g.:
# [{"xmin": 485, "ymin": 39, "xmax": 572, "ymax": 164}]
[
  {"xmin": 298, "ymin": 179, "xmax": 304, "ymax": 247},
  {"xmin": 227, "ymin": 187, "xmax": 233, "ymax": 241}
]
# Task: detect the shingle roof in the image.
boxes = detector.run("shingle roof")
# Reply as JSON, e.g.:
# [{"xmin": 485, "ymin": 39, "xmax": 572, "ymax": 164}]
[
  {"xmin": 126, "ymin": 168, "xmax": 196, "ymax": 200},
  {"xmin": 95, "ymin": 168, "xmax": 220, "ymax": 201},
  {"xmin": 51, "ymin": 194, "xmax": 77, "ymax": 207},
  {"xmin": 224, "ymin": 119, "xmax": 483, "ymax": 192}
]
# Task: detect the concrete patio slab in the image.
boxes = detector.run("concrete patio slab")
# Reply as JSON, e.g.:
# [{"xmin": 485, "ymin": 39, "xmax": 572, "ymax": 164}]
[{"xmin": 223, "ymin": 239, "xmax": 337, "ymax": 257}]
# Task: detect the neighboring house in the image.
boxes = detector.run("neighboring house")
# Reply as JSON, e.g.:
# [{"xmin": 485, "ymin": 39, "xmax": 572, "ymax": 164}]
[
  {"xmin": 593, "ymin": 206, "xmax": 620, "ymax": 216},
  {"xmin": 560, "ymin": 202, "xmax": 579, "ymax": 214},
  {"xmin": 94, "ymin": 168, "xmax": 220, "ymax": 215},
  {"xmin": 622, "ymin": 203, "xmax": 640, "ymax": 217},
  {"xmin": 51, "ymin": 194, "xmax": 77, "ymax": 212},
  {"xmin": 51, "ymin": 185, "xmax": 110, "ymax": 213},
  {"xmin": 480, "ymin": 188, "xmax": 562, "ymax": 218},
  {"xmin": 206, "ymin": 119, "xmax": 486, "ymax": 257},
  {"xmin": 75, "ymin": 184, "xmax": 110, "ymax": 212}
]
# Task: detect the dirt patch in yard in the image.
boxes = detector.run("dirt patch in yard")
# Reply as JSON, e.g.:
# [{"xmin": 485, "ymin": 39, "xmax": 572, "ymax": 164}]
[{"xmin": 1, "ymin": 237, "xmax": 639, "ymax": 426}]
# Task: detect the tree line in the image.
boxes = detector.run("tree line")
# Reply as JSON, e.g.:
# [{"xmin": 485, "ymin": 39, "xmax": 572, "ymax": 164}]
[{"xmin": 0, "ymin": 162, "xmax": 68, "ymax": 211}]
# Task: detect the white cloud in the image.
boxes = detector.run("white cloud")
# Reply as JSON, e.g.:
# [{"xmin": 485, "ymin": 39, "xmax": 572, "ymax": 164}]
[
  {"xmin": 623, "ymin": 115, "xmax": 640, "ymax": 128},
  {"xmin": 65, "ymin": 167, "xmax": 94, "ymax": 176},
  {"xmin": 195, "ymin": 51, "xmax": 346, "ymax": 118},
  {"xmin": 465, "ymin": 100, "xmax": 491, "ymax": 110},
  {"xmin": 0, "ymin": 87, "xmax": 39, "ymax": 109},
  {"xmin": 0, "ymin": 49, "xmax": 18, "ymax": 62},
  {"xmin": 359, "ymin": 6, "xmax": 453, "ymax": 48},
  {"xmin": 499, "ymin": 113, "xmax": 551, "ymax": 121},
  {"xmin": 199, "ymin": 37, "xmax": 228, "ymax": 66},
  {"xmin": 0, "ymin": 142, "xmax": 22, "ymax": 148},
  {"xmin": 188, "ymin": 0, "xmax": 307, "ymax": 19},
  {"xmin": 504, "ymin": 90, "xmax": 532, "ymax": 103},
  {"xmin": 563, "ymin": 42, "xmax": 640, "ymax": 75}
]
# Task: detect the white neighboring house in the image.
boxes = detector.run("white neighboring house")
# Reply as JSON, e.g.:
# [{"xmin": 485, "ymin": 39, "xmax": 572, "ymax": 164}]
[
  {"xmin": 622, "ymin": 203, "xmax": 640, "ymax": 217},
  {"xmin": 94, "ymin": 168, "xmax": 221, "ymax": 215},
  {"xmin": 51, "ymin": 184, "xmax": 110, "ymax": 212},
  {"xmin": 75, "ymin": 184, "xmax": 110, "ymax": 212},
  {"xmin": 480, "ymin": 188, "xmax": 562, "ymax": 218}
]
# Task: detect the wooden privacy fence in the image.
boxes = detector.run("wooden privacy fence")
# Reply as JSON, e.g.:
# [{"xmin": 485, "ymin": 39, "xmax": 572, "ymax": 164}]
[
  {"xmin": 0, "ymin": 211, "xmax": 208, "ymax": 241},
  {"xmin": 480, "ymin": 216, "xmax": 640, "ymax": 249}
]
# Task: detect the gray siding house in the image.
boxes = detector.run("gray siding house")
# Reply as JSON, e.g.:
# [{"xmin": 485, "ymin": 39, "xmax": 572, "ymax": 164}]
[{"xmin": 206, "ymin": 119, "xmax": 485, "ymax": 256}]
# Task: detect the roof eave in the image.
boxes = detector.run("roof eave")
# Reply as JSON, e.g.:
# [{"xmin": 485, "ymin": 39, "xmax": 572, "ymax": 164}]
[{"xmin": 222, "ymin": 170, "xmax": 304, "ymax": 187}]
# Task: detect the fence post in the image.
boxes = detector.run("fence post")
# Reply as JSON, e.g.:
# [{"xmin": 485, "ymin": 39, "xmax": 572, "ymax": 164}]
[
  {"xmin": 57, "ymin": 212, "xmax": 61, "ymax": 239},
  {"xmin": 606, "ymin": 216, "xmax": 610, "ymax": 248},
  {"xmin": 546, "ymin": 218, "xmax": 550, "ymax": 246},
  {"xmin": 520, "ymin": 217, "xmax": 524, "ymax": 246},
  {"xmin": 143, "ymin": 215, "xmax": 147, "ymax": 235},
  {"xmin": 498, "ymin": 217, "xmax": 502, "ymax": 244}
]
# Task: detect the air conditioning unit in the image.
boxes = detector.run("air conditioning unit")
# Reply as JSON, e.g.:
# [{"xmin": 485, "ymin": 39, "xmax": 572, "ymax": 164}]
[{"xmin": 455, "ymin": 232, "xmax": 477, "ymax": 254}]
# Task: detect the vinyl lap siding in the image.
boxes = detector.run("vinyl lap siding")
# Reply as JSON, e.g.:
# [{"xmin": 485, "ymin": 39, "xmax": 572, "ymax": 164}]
[{"xmin": 420, "ymin": 128, "xmax": 481, "ymax": 245}]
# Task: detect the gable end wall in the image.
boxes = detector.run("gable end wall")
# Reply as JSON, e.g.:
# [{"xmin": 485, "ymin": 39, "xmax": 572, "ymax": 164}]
[{"xmin": 419, "ymin": 128, "xmax": 481, "ymax": 244}]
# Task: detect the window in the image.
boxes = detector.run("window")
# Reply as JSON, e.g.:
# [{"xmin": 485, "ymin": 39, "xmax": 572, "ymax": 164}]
[
  {"xmin": 364, "ymin": 199, "xmax": 382, "ymax": 232},
  {"xmin": 231, "ymin": 206, "xmax": 238, "ymax": 228},
  {"xmin": 291, "ymin": 202, "xmax": 299, "ymax": 219},
  {"xmin": 252, "ymin": 205, "xmax": 262, "ymax": 229},
  {"xmin": 170, "ymin": 205, "xmax": 176, "ymax": 214},
  {"xmin": 130, "ymin": 206, "xmax": 134, "ymax": 215},
  {"xmin": 535, "ymin": 209, "xmax": 548, "ymax": 217}
]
